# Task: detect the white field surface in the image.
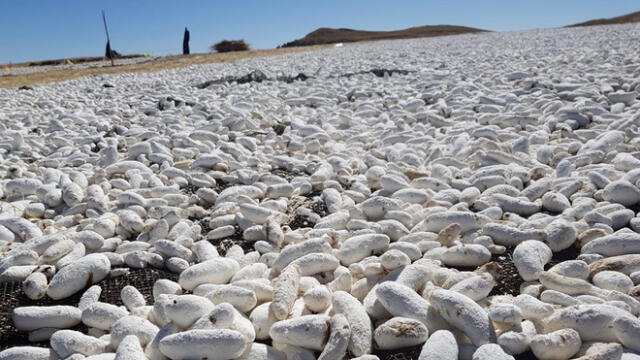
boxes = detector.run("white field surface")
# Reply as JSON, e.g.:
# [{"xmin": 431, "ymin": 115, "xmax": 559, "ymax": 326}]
[
  {"xmin": 1, "ymin": 24, "xmax": 640, "ymax": 359},
  {"xmin": 3, "ymin": 56, "xmax": 153, "ymax": 76}
]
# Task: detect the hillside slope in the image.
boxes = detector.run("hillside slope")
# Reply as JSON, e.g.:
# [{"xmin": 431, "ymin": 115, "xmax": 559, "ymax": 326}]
[
  {"xmin": 280, "ymin": 25, "xmax": 487, "ymax": 47},
  {"xmin": 567, "ymin": 10, "xmax": 640, "ymax": 27}
]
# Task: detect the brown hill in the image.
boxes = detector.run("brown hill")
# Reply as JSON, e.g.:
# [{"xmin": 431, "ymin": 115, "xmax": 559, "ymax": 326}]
[
  {"xmin": 279, "ymin": 25, "xmax": 487, "ymax": 47},
  {"xmin": 567, "ymin": 10, "xmax": 640, "ymax": 27}
]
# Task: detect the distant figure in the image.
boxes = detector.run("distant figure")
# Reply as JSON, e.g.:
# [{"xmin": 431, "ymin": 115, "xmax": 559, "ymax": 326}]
[
  {"xmin": 105, "ymin": 40, "xmax": 120, "ymax": 59},
  {"xmin": 105, "ymin": 40, "xmax": 113, "ymax": 59},
  {"xmin": 183, "ymin": 27, "xmax": 190, "ymax": 55}
]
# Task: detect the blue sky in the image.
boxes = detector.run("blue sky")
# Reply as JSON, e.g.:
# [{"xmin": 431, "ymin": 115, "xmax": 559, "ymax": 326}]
[{"xmin": 0, "ymin": 0, "xmax": 638, "ymax": 64}]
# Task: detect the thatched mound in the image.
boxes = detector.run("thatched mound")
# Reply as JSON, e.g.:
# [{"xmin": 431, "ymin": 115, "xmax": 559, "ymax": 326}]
[{"xmin": 211, "ymin": 40, "xmax": 251, "ymax": 53}]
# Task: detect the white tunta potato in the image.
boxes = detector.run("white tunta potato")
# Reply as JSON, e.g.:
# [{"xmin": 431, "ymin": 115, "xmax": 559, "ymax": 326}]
[
  {"xmin": 376, "ymin": 282, "xmax": 449, "ymax": 334},
  {"xmin": 418, "ymin": 329, "xmax": 458, "ymax": 360},
  {"xmin": 152, "ymin": 279, "xmax": 182, "ymax": 300},
  {"xmin": 4, "ymin": 20, "xmax": 640, "ymax": 360},
  {"xmin": 318, "ymin": 314, "xmax": 351, "ymax": 360},
  {"xmin": 429, "ymin": 289, "xmax": 495, "ymax": 346},
  {"xmin": 178, "ymin": 258, "xmax": 240, "ymax": 290},
  {"xmin": 288, "ymin": 252, "xmax": 340, "ymax": 276},
  {"xmin": 159, "ymin": 329, "xmax": 246, "ymax": 360},
  {"xmin": 420, "ymin": 211, "xmax": 490, "ymax": 232},
  {"xmin": 109, "ymin": 315, "xmax": 159, "ymax": 348},
  {"xmin": 164, "ymin": 294, "xmax": 215, "ymax": 328},
  {"xmin": 191, "ymin": 302, "xmax": 235, "ymax": 330},
  {"xmin": 0, "ymin": 346, "xmax": 52, "ymax": 360},
  {"xmin": 472, "ymin": 343, "xmax": 515, "ymax": 360},
  {"xmin": 81, "ymin": 302, "xmax": 129, "ymax": 330},
  {"xmin": 332, "ymin": 290, "xmax": 373, "ymax": 356},
  {"xmin": 205, "ymin": 284, "xmax": 258, "ymax": 313},
  {"xmin": 374, "ymin": 317, "xmax": 428, "ymax": 350},
  {"xmin": 487, "ymin": 303, "xmax": 522, "ymax": 328},
  {"xmin": 440, "ymin": 244, "xmax": 492, "ymax": 267},
  {"xmin": 114, "ymin": 334, "xmax": 145, "ymax": 360},
  {"xmin": 237, "ymin": 343, "xmax": 287, "ymax": 360},
  {"xmin": 581, "ymin": 232, "xmax": 640, "ymax": 256},
  {"xmin": 497, "ymin": 320, "xmax": 537, "ymax": 355},
  {"xmin": 270, "ymin": 264, "xmax": 301, "ymax": 320},
  {"xmin": 46, "ymin": 254, "xmax": 111, "ymax": 300},
  {"xmin": 602, "ymin": 180, "xmax": 640, "ymax": 206},
  {"xmin": 50, "ymin": 329, "xmax": 108, "ymax": 358},
  {"xmin": 22, "ymin": 272, "xmax": 48, "ymax": 300},
  {"xmin": 612, "ymin": 316, "xmax": 640, "ymax": 352},
  {"xmin": 120, "ymin": 285, "xmax": 146, "ymax": 311},
  {"xmin": 269, "ymin": 315, "xmax": 331, "ymax": 351},
  {"xmin": 538, "ymin": 271, "xmax": 593, "ymax": 295},
  {"xmin": 337, "ymin": 233, "xmax": 390, "ymax": 265},
  {"xmin": 28, "ymin": 327, "xmax": 58, "ymax": 342},
  {"xmin": 303, "ymin": 285, "xmax": 332, "ymax": 313},
  {"xmin": 249, "ymin": 302, "xmax": 278, "ymax": 340},
  {"xmin": 13, "ymin": 305, "xmax": 82, "ymax": 331},
  {"xmin": 513, "ymin": 240, "xmax": 552, "ymax": 281},
  {"xmin": 144, "ymin": 323, "xmax": 179, "ymax": 360},
  {"xmin": 544, "ymin": 304, "xmax": 629, "ymax": 342},
  {"xmin": 448, "ymin": 273, "xmax": 496, "ymax": 301},
  {"xmin": 232, "ymin": 279, "xmax": 273, "ymax": 303},
  {"xmin": 530, "ymin": 328, "xmax": 582, "ymax": 360}
]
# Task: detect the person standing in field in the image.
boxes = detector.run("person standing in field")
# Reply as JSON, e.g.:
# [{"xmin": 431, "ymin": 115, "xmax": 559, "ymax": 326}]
[{"xmin": 183, "ymin": 27, "xmax": 190, "ymax": 55}]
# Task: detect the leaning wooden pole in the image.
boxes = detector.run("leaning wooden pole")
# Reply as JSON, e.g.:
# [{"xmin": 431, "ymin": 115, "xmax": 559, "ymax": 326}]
[{"xmin": 102, "ymin": 10, "xmax": 114, "ymax": 66}]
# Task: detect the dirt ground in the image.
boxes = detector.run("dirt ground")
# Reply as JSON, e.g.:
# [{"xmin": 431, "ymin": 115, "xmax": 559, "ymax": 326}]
[{"xmin": 0, "ymin": 45, "xmax": 330, "ymax": 89}]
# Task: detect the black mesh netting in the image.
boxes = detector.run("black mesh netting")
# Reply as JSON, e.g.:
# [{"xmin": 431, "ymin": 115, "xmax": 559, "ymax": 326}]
[
  {"xmin": 375, "ymin": 345, "xmax": 423, "ymax": 360},
  {"xmin": 0, "ymin": 268, "xmax": 178, "ymax": 351},
  {"xmin": 0, "ymin": 241, "xmax": 575, "ymax": 356},
  {"xmin": 489, "ymin": 248, "xmax": 524, "ymax": 297},
  {"xmin": 484, "ymin": 244, "xmax": 580, "ymax": 298},
  {"xmin": 371, "ymin": 248, "xmax": 580, "ymax": 360},
  {"xmin": 375, "ymin": 346, "xmax": 539, "ymax": 360}
]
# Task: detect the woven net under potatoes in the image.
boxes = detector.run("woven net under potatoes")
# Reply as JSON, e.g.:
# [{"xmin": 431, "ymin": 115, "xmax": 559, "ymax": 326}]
[
  {"xmin": 0, "ymin": 252, "xmax": 566, "ymax": 357},
  {"xmin": 375, "ymin": 345, "xmax": 423, "ymax": 360},
  {"xmin": 375, "ymin": 346, "xmax": 539, "ymax": 360},
  {"xmin": 0, "ymin": 268, "xmax": 178, "ymax": 351}
]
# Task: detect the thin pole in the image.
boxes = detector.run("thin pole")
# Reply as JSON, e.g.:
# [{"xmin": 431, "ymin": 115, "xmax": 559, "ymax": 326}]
[
  {"xmin": 102, "ymin": 11, "xmax": 110, "ymax": 42},
  {"xmin": 102, "ymin": 10, "xmax": 114, "ymax": 66}
]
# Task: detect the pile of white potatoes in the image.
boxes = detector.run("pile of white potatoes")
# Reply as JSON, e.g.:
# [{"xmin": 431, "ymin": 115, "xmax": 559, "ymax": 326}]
[{"xmin": 2, "ymin": 23, "xmax": 640, "ymax": 360}]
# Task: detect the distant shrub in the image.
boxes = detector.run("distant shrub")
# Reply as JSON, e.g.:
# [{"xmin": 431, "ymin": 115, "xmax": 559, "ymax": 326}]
[{"xmin": 211, "ymin": 40, "xmax": 251, "ymax": 53}]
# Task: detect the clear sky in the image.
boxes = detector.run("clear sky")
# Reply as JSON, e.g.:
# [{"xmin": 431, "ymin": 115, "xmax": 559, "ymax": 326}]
[{"xmin": 1, "ymin": 0, "xmax": 638, "ymax": 64}]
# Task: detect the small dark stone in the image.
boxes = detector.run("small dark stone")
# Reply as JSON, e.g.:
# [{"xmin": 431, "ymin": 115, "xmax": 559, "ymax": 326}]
[
  {"xmin": 273, "ymin": 124, "xmax": 286, "ymax": 135},
  {"xmin": 271, "ymin": 168, "xmax": 302, "ymax": 181},
  {"xmin": 196, "ymin": 71, "xmax": 311, "ymax": 89},
  {"xmin": 276, "ymin": 73, "xmax": 310, "ymax": 83},
  {"xmin": 182, "ymin": 184, "xmax": 199, "ymax": 196},
  {"xmin": 309, "ymin": 198, "xmax": 328, "ymax": 217},
  {"xmin": 288, "ymin": 214, "xmax": 314, "ymax": 230},
  {"xmin": 340, "ymin": 68, "xmax": 413, "ymax": 78}
]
